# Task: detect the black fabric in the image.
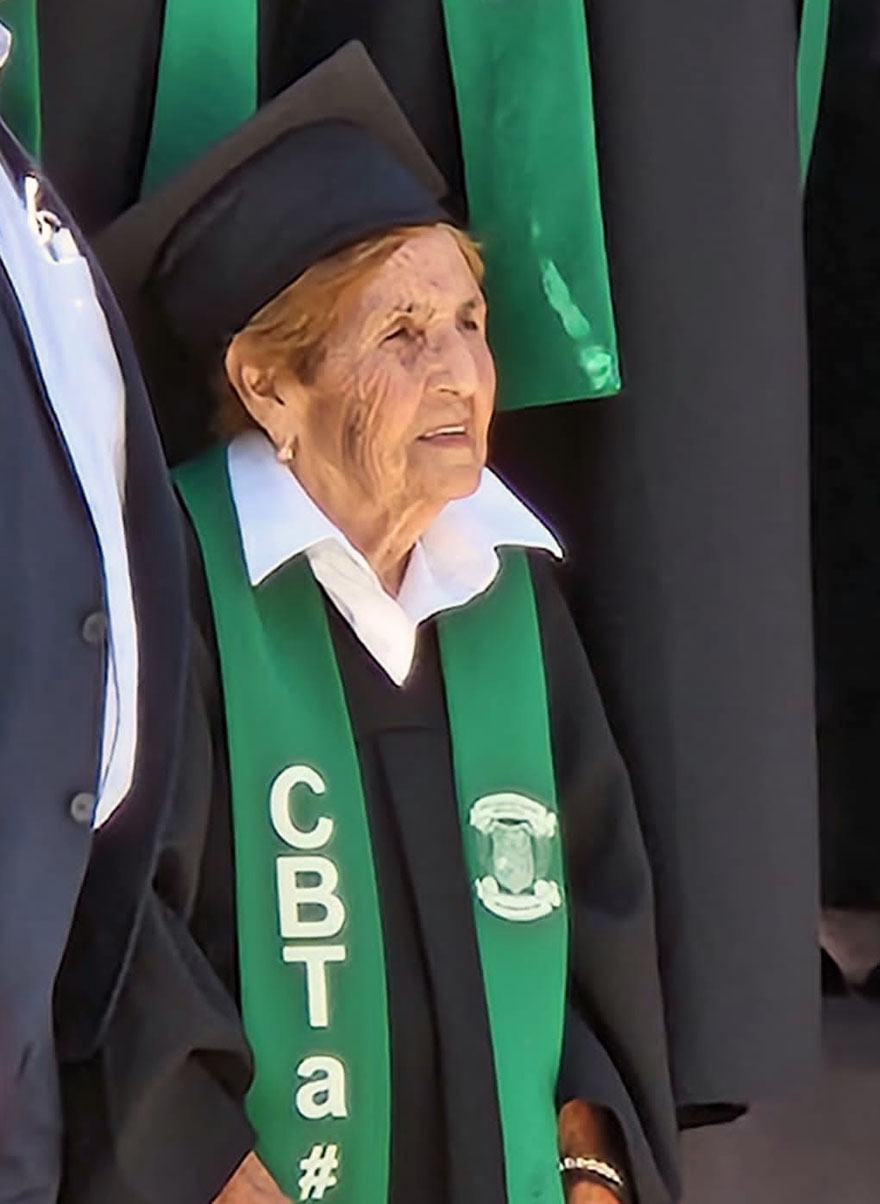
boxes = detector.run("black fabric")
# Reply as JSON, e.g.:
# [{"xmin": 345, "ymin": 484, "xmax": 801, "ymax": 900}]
[
  {"xmin": 258, "ymin": 0, "xmax": 466, "ymax": 218},
  {"xmin": 169, "ymin": 539, "xmax": 679, "ymax": 1204},
  {"xmin": 151, "ymin": 119, "xmax": 443, "ymax": 362},
  {"xmin": 0, "ymin": 1023, "xmax": 63, "ymax": 1203},
  {"xmin": 37, "ymin": 0, "xmax": 166, "ymax": 234},
  {"xmin": 532, "ymin": 559, "xmax": 679, "ymax": 1204},
  {"xmin": 806, "ymin": 0, "xmax": 880, "ymax": 907},
  {"xmin": 58, "ymin": 629, "xmax": 254, "ymax": 1204},
  {"xmin": 328, "ymin": 608, "xmax": 503, "ymax": 1204},
  {"xmin": 496, "ymin": 0, "xmax": 820, "ymax": 1106},
  {"xmin": 34, "ymin": 0, "xmax": 463, "ymax": 236}
]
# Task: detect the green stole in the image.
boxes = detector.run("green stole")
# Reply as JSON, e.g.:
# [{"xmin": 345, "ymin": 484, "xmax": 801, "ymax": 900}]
[
  {"xmin": 440, "ymin": 1, "xmax": 619, "ymax": 410},
  {"xmin": 141, "ymin": 0, "xmax": 256, "ymax": 196},
  {"xmin": 0, "ymin": 0, "xmax": 41, "ymax": 155},
  {"xmin": 176, "ymin": 444, "xmax": 570, "ymax": 1202},
  {"xmin": 797, "ymin": 0, "xmax": 831, "ymax": 184}
]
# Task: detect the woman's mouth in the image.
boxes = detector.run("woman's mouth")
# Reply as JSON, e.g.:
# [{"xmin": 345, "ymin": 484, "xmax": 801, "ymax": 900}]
[{"xmin": 418, "ymin": 423, "xmax": 470, "ymax": 446}]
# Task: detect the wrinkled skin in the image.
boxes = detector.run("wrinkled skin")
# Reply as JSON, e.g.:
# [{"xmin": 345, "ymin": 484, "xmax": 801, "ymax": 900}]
[
  {"xmin": 212, "ymin": 1154, "xmax": 289, "ymax": 1203},
  {"xmin": 226, "ymin": 226, "xmax": 496, "ymax": 593}
]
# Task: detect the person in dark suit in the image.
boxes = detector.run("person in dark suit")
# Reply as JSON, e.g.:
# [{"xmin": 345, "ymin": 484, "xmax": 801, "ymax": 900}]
[{"xmin": 0, "ymin": 18, "xmax": 252, "ymax": 1203}]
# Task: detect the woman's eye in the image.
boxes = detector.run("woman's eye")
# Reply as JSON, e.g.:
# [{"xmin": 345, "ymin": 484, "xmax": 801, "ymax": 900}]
[
  {"xmin": 461, "ymin": 317, "xmax": 480, "ymax": 332},
  {"xmin": 382, "ymin": 325, "xmax": 410, "ymax": 344}
]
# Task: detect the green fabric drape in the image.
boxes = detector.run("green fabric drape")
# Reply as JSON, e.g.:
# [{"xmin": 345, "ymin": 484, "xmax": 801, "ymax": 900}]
[
  {"xmin": 440, "ymin": 0, "xmax": 620, "ymax": 411},
  {"xmin": 0, "ymin": 0, "xmax": 40, "ymax": 156},
  {"xmin": 797, "ymin": 0, "xmax": 831, "ymax": 179},
  {"xmin": 177, "ymin": 443, "xmax": 569, "ymax": 1201},
  {"xmin": 140, "ymin": 0, "xmax": 831, "ymax": 408},
  {"xmin": 141, "ymin": 0, "xmax": 257, "ymax": 195},
  {"xmin": 439, "ymin": 551, "xmax": 568, "ymax": 1203},
  {"xmin": 0, "ymin": 0, "xmax": 828, "ymax": 405},
  {"xmin": 177, "ymin": 446, "xmax": 392, "ymax": 1203},
  {"xmin": 145, "ymin": 0, "xmax": 619, "ymax": 412}
]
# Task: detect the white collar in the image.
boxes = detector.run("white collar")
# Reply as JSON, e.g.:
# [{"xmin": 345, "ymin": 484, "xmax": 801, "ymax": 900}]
[{"xmin": 227, "ymin": 431, "xmax": 562, "ymax": 685}]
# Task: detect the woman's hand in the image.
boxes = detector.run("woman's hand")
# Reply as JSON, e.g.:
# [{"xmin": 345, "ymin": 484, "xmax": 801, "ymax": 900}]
[
  {"xmin": 559, "ymin": 1099, "xmax": 627, "ymax": 1204},
  {"xmin": 212, "ymin": 1152, "xmax": 293, "ymax": 1203},
  {"xmin": 564, "ymin": 1181, "xmax": 621, "ymax": 1204}
]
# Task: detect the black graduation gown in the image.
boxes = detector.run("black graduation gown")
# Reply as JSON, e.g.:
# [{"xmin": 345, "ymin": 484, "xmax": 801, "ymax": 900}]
[
  {"xmin": 59, "ymin": 536, "xmax": 680, "ymax": 1204},
  {"xmin": 33, "ymin": 0, "xmax": 820, "ymax": 1112},
  {"xmin": 805, "ymin": 0, "xmax": 880, "ymax": 908}
]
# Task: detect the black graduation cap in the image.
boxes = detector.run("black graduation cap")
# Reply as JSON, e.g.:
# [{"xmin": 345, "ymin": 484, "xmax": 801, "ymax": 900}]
[{"xmin": 98, "ymin": 42, "xmax": 448, "ymax": 464}]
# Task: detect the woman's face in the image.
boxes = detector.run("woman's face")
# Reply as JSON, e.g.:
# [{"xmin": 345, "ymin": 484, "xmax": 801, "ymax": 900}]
[{"xmin": 277, "ymin": 226, "xmax": 496, "ymax": 516}]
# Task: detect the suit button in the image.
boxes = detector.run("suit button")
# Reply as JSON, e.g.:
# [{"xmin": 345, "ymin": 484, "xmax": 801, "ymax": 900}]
[
  {"xmin": 81, "ymin": 611, "xmax": 108, "ymax": 645},
  {"xmin": 69, "ymin": 792, "xmax": 95, "ymax": 825}
]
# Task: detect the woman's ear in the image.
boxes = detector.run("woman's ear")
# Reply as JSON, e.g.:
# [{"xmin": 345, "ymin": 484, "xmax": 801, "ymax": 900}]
[
  {"xmin": 224, "ymin": 335, "xmax": 280, "ymax": 431},
  {"xmin": 224, "ymin": 334, "xmax": 305, "ymax": 448}
]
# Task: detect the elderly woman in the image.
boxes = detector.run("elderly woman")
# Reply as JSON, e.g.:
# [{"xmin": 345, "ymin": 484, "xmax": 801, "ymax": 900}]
[{"xmin": 88, "ymin": 51, "xmax": 678, "ymax": 1204}]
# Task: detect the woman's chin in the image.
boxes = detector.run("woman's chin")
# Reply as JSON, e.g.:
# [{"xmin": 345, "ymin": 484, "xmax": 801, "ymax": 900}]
[
  {"xmin": 406, "ymin": 446, "xmax": 486, "ymax": 509},
  {"xmin": 433, "ymin": 461, "xmax": 485, "ymax": 503}
]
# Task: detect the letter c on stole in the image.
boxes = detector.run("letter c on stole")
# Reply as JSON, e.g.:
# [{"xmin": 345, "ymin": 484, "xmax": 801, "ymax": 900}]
[{"xmin": 270, "ymin": 764, "xmax": 333, "ymax": 849}]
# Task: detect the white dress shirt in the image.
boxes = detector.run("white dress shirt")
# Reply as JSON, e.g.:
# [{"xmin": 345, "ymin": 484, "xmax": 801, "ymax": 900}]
[
  {"xmin": 0, "ymin": 158, "xmax": 139, "ymax": 828},
  {"xmin": 228, "ymin": 430, "xmax": 563, "ymax": 685}
]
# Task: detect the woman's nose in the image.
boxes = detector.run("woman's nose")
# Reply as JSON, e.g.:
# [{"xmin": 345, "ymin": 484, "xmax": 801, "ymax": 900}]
[{"xmin": 429, "ymin": 325, "xmax": 480, "ymax": 396}]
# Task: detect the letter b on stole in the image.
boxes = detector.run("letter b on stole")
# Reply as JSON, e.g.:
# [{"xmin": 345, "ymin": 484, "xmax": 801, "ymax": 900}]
[{"xmin": 277, "ymin": 856, "xmax": 346, "ymax": 940}]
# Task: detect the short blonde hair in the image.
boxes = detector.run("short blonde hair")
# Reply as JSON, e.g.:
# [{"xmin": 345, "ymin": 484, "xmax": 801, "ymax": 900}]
[{"xmin": 216, "ymin": 223, "xmax": 484, "ymax": 437}]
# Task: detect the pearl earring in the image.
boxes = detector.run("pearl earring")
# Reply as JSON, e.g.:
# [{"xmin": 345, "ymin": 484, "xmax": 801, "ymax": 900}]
[{"xmin": 277, "ymin": 439, "xmax": 297, "ymax": 464}]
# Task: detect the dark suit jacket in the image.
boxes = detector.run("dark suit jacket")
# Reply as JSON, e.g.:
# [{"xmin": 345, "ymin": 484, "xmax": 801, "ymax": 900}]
[
  {"xmin": 0, "ymin": 133, "xmax": 105, "ymax": 1172},
  {"xmin": 0, "ymin": 123, "xmax": 253, "ymax": 1202}
]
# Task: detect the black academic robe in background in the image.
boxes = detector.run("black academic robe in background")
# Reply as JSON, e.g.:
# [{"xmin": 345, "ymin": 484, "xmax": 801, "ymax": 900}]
[
  {"xmin": 805, "ymin": 0, "xmax": 880, "ymax": 909},
  {"xmin": 34, "ymin": 0, "xmax": 820, "ymax": 1113},
  {"xmin": 62, "ymin": 534, "xmax": 679, "ymax": 1204}
]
